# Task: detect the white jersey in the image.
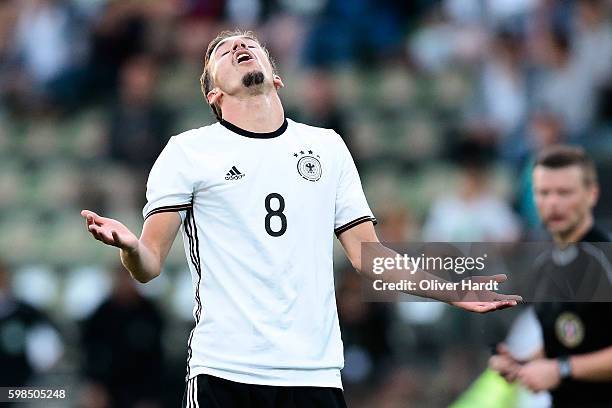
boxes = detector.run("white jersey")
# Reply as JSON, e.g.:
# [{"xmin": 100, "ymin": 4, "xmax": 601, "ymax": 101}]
[{"xmin": 143, "ymin": 118, "xmax": 376, "ymax": 389}]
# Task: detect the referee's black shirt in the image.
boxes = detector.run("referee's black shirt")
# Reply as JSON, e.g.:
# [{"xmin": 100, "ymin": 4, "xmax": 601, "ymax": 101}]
[{"xmin": 533, "ymin": 225, "xmax": 612, "ymax": 408}]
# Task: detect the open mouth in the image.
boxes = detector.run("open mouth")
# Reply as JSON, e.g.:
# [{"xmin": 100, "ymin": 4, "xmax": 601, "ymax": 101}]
[{"xmin": 236, "ymin": 51, "xmax": 254, "ymax": 64}]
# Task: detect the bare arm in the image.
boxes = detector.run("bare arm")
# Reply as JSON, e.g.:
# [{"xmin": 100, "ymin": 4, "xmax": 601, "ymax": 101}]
[
  {"xmin": 516, "ymin": 346, "xmax": 612, "ymax": 392},
  {"xmin": 338, "ymin": 222, "xmax": 521, "ymax": 313},
  {"xmin": 569, "ymin": 346, "xmax": 612, "ymax": 381},
  {"xmin": 338, "ymin": 222, "xmax": 438, "ymax": 298},
  {"xmin": 81, "ymin": 209, "xmax": 181, "ymax": 283}
]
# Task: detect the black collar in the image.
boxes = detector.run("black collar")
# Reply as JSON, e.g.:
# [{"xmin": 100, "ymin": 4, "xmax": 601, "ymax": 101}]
[{"xmin": 220, "ymin": 118, "xmax": 288, "ymax": 139}]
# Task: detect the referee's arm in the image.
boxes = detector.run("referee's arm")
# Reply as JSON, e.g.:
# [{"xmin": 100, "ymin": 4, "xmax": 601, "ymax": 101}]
[
  {"xmin": 570, "ymin": 346, "xmax": 612, "ymax": 381},
  {"xmin": 516, "ymin": 346, "xmax": 612, "ymax": 392},
  {"xmin": 81, "ymin": 210, "xmax": 181, "ymax": 283}
]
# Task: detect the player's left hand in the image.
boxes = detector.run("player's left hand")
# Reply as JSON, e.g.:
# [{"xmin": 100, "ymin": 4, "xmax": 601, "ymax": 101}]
[
  {"xmin": 451, "ymin": 300, "xmax": 519, "ymax": 313},
  {"xmin": 517, "ymin": 358, "xmax": 561, "ymax": 392},
  {"xmin": 450, "ymin": 274, "xmax": 522, "ymax": 313}
]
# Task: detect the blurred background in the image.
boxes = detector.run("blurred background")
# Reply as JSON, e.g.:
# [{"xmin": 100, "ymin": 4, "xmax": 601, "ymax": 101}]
[{"xmin": 1, "ymin": 0, "xmax": 612, "ymax": 406}]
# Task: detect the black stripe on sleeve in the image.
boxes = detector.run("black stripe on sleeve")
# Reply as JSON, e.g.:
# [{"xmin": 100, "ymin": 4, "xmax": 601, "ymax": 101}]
[
  {"xmin": 334, "ymin": 216, "xmax": 378, "ymax": 237},
  {"xmin": 144, "ymin": 203, "xmax": 193, "ymax": 220},
  {"xmin": 189, "ymin": 209, "xmax": 203, "ymax": 322},
  {"xmin": 183, "ymin": 208, "xmax": 203, "ymax": 381}
]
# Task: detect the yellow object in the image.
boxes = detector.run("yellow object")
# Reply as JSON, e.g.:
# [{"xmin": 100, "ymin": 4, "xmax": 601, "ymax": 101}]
[{"xmin": 449, "ymin": 369, "xmax": 518, "ymax": 408}]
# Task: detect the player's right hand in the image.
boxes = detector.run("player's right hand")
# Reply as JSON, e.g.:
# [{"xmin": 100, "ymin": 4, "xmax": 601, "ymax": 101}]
[
  {"xmin": 489, "ymin": 343, "xmax": 522, "ymax": 382},
  {"xmin": 81, "ymin": 210, "xmax": 139, "ymax": 252}
]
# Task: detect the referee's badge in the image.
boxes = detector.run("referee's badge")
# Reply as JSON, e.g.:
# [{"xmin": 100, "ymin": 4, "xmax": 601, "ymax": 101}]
[
  {"xmin": 293, "ymin": 149, "xmax": 322, "ymax": 182},
  {"xmin": 555, "ymin": 312, "xmax": 585, "ymax": 348}
]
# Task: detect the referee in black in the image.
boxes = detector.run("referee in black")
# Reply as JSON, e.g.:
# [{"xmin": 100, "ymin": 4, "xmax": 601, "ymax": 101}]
[{"xmin": 490, "ymin": 145, "xmax": 612, "ymax": 407}]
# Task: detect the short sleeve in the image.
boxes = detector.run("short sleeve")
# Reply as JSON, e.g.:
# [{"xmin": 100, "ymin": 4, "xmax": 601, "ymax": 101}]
[
  {"xmin": 142, "ymin": 138, "xmax": 194, "ymax": 220},
  {"xmin": 334, "ymin": 134, "xmax": 377, "ymax": 237}
]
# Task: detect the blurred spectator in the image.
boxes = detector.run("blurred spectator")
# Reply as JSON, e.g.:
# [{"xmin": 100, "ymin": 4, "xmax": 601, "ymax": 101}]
[
  {"xmin": 422, "ymin": 138, "xmax": 521, "ymax": 242},
  {"xmin": 302, "ymin": 0, "xmax": 406, "ymax": 68},
  {"xmin": 299, "ymin": 70, "xmax": 346, "ymax": 132},
  {"xmin": 573, "ymin": 0, "xmax": 612, "ymax": 87},
  {"xmin": 80, "ymin": 265, "xmax": 164, "ymax": 408},
  {"xmin": 156, "ymin": 17, "xmax": 218, "ymax": 130},
  {"xmin": 263, "ymin": 12, "xmax": 307, "ymax": 72},
  {"xmin": 0, "ymin": 0, "xmax": 19, "ymax": 109},
  {"xmin": 573, "ymin": 0, "xmax": 612, "ymax": 125},
  {"xmin": 477, "ymin": 30, "xmax": 527, "ymax": 138},
  {"xmin": 445, "ymin": 0, "xmax": 538, "ymax": 27},
  {"xmin": 107, "ymin": 55, "xmax": 173, "ymax": 176},
  {"xmin": 517, "ymin": 110, "xmax": 567, "ymax": 230},
  {"xmin": 292, "ymin": 69, "xmax": 352, "ymax": 147},
  {"xmin": 181, "ymin": 0, "xmax": 225, "ymax": 20},
  {"xmin": 87, "ymin": 1, "xmax": 150, "ymax": 98},
  {"xmin": 226, "ymin": 0, "xmax": 262, "ymax": 26},
  {"xmin": 409, "ymin": 7, "xmax": 460, "ymax": 73},
  {"xmin": 0, "ymin": 261, "xmax": 64, "ymax": 386},
  {"xmin": 9, "ymin": 0, "xmax": 87, "ymax": 114},
  {"xmin": 530, "ymin": 27, "xmax": 596, "ymax": 136}
]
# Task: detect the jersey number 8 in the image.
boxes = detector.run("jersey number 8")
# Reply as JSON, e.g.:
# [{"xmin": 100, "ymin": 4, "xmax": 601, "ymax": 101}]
[{"xmin": 264, "ymin": 193, "xmax": 287, "ymax": 237}]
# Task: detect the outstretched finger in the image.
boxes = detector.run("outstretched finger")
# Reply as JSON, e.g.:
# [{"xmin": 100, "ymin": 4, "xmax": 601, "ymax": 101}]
[
  {"xmin": 88, "ymin": 224, "xmax": 114, "ymax": 245},
  {"xmin": 493, "ymin": 294, "xmax": 523, "ymax": 303},
  {"xmin": 490, "ymin": 274, "xmax": 508, "ymax": 283},
  {"xmin": 88, "ymin": 224, "xmax": 103, "ymax": 241},
  {"xmin": 480, "ymin": 301, "xmax": 517, "ymax": 313},
  {"xmin": 81, "ymin": 210, "xmax": 106, "ymax": 226},
  {"xmin": 81, "ymin": 209, "xmax": 98, "ymax": 219},
  {"xmin": 493, "ymin": 300, "xmax": 518, "ymax": 311},
  {"xmin": 82, "ymin": 210, "xmax": 97, "ymax": 225},
  {"xmin": 471, "ymin": 274, "xmax": 507, "ymax": 284}
]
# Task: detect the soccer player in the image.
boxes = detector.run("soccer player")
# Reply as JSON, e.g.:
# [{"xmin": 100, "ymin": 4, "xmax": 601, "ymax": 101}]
[
  {"xmin": 82, "ymin": 30, "xmax": 519, "ymax": 407},
  {"xmin": 490, "ymin": 145, "xmax": 612, "ymax": 408}
]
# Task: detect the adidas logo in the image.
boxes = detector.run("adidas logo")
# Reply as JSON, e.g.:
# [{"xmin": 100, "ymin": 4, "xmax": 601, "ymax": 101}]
[{"xmin": 225, "ymin": 165, "xmax": 245, "ymax": 180}]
